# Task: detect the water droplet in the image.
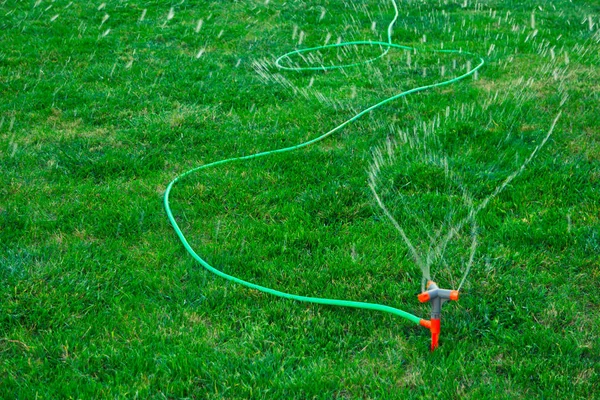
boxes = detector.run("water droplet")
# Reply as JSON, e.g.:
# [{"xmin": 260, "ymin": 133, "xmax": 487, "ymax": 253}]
[{"xmin": 318, "ymin": 7, "xmax": 326, "ymax": 21}]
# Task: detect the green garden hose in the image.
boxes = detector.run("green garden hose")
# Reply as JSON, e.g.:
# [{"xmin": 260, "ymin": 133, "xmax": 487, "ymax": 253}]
[{"xmin": 164, "ymin": 0, "xmax": 484, "ymax": 327}]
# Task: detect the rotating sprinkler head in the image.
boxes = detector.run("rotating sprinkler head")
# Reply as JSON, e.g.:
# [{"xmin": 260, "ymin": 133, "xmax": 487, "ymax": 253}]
[{"xmin": 417, "ymin": 281, "xmax": 459, "ymax": 351}]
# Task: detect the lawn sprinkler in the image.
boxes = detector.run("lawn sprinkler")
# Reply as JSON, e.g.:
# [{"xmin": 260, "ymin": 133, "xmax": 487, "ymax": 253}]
[
  {"xmin": 417, "ymin": 281, "xmax": 459, "ymax": 351},
  {"xmin": 164, "ymin": 0, "xmax": 483, "ymax": 354}
]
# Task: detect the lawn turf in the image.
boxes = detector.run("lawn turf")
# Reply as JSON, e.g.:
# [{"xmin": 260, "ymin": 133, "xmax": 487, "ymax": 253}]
[{"xmin": 1, "ymin": 0, "xmax": 599, "ymax": 398}]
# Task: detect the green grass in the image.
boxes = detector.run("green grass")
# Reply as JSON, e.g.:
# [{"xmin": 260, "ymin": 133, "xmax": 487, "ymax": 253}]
[{"xmin": 1, "ymin": 0, "xmax": 599, "ymax": 398}]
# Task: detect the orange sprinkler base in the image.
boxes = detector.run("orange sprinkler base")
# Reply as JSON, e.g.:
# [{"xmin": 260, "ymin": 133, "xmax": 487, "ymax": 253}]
[{"xmin": 430, "ymin": 318, "xmax": 441, "ymax": 351}]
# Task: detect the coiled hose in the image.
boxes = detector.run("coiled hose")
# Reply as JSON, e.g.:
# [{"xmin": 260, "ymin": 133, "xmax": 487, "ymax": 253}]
[{"xmin": 164, "ymin": 0, "xmax": 484, "ymax": 326}]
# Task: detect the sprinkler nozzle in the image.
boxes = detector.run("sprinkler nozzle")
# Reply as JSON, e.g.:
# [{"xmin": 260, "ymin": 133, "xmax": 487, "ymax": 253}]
[{"xmin": 417, "ymin": 281, "xmax": 459, "ymax": 351}]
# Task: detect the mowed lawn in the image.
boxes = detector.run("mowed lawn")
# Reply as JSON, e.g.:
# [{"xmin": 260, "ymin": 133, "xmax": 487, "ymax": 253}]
[{"xmin": 1, "ymin": 0, "xmax": 599, "ymax": 398}]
